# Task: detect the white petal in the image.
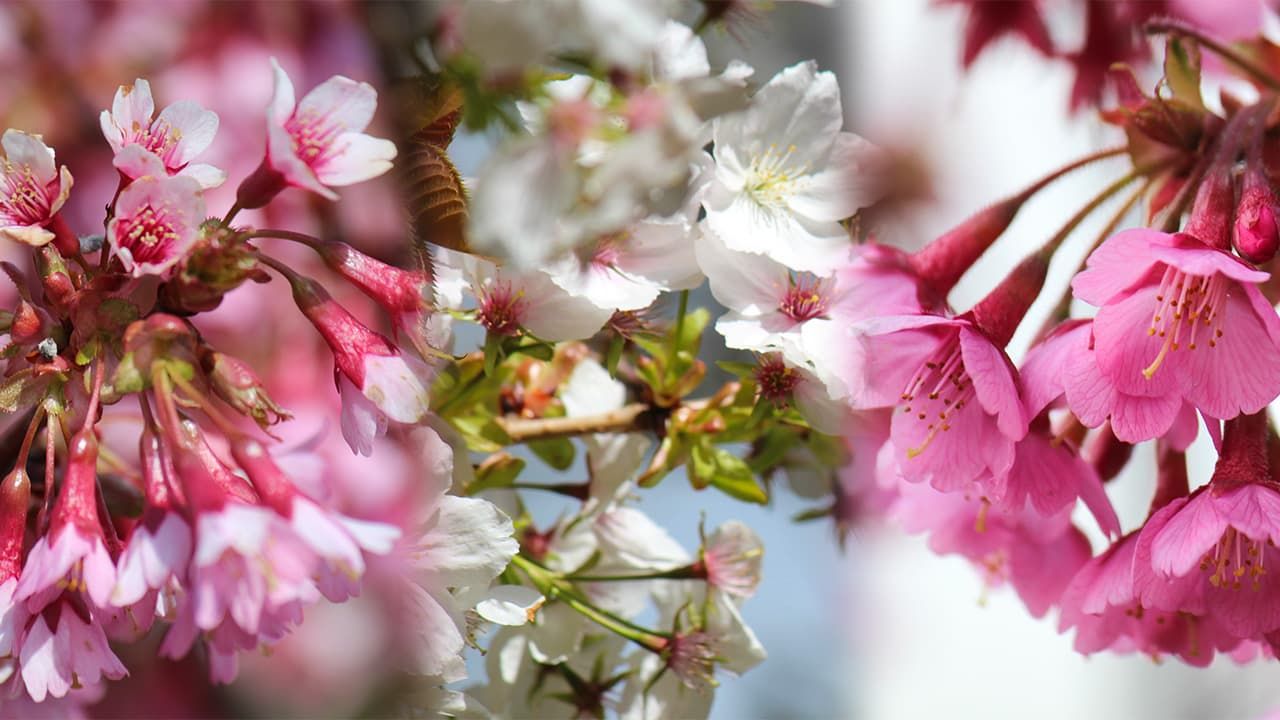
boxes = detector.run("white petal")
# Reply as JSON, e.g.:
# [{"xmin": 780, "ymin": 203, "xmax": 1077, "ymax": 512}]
[{"xmin": 475, "ymin": 585, "xmax": 544, "ymax": 626}]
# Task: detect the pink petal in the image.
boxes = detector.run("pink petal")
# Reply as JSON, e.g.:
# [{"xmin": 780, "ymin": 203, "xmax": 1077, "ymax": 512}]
[
  {"xmin": 154, "ymin": 99, "xmax": 219, "ymax": 167},
  {"xmin": 1071, "ymin": 228, "xmax": 1169, "ymax": 306},
  {"xmin": 959, "ymin": 326, "xmax": 1026, "ymax": 440},
  {"xmin": 312, "ymin": 132, "xmax": 396, "ymax": 186},
  {"xmin": 1019, "ymin": 320, "xmax": 1089, "ymax": 419},
  {"xmin": 267, "ymin": 58, "xmax": 296, "ymax": 123},
  {"xmin": 1092, "ymin": 285, "xmax": 1186, "ymax": 397},
  {"xmin": 297, "ymin": 75, "xmax": 378, "ymax": 134},
  {"xmin": 1150, "ymin": 491, "xmax": 1227, "ymax": 577},
  {"xmin": 1180, "ymin": 291, "xmax": 1280, "ymax": 419},
  {"xmin": 1150, "ymin": 239, "xmax": 1270, "ymax": 285},
  {"xmin": 1215, "ymin": 484, "xmax": 1280, "ymax": 546}
]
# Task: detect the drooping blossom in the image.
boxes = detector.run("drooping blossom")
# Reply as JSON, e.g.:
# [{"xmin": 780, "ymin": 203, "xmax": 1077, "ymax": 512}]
[
  {"xmin": 1072, "ymin": 228, "xmax": 1280, "ymax": 422},
  {"xmin": 1020, "ymin": 318, "xmax": 1200, "ymax": 445},
  {"xmin": 229, "ymin": 436, "xmax": 400, "ymax": 602},
  {"xmin": 284, "ymin": 272, "xmax": 431, "ymax": 456},
  {"xmin": 850, "ymin": 314, "xmax": 1027, "ymax": 492},
  {"xmin": 704, "ymin": 61, "xmax": 885, "ymax": 275},
  {"xmin": 99, "ymin": 78, "xmax": 225, "ymax": 189},
  {"xmin": 106, "ymin": 174, "xmax": 205, "ymax": 277},
  {"xmin": 111, "ymin": 429, "xmax": 191, "ymax": 612},
  {"xmin": 699, "ymin": 521, "xmax": 763, "ymax": 599},
  {"xmin": 1134, "ymin": 412, "xmax": 1280, "ymax": 640},
  {"xmin": 236, "ymin": 59, "xmax": 396, "ymax": 208},
  {"xmin": 15, "ymin": 431, "xmax": 116, "ymax": 613},
  {"xmin": 0, "ymin": 130, "xmax": 73, "ymax": 247}
]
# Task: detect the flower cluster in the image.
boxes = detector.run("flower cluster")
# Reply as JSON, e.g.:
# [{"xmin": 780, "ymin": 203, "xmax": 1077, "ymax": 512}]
[
  {"xmin": 841, "ymin": 25, "xmax": 1280, "ymax": 665},
  {"xmin": 0, "ymin": 57, "xmax": 509, "ymax": 713}
]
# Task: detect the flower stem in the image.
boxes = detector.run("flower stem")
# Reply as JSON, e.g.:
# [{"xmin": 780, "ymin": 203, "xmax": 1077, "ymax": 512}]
[
  {"xmin": 1145, "ymin": 20, "xmax": 1280, "ymax": 91},
  {"xmin": 566, "ymin": 564, "xmax": 706, "ymax": 583},
  {"xmin": 1036, "ymin": 170, "xmax": 1143, "ymax": 260},
  {"xmin": 245, "ymin": 228, "xmax": 322, "ymax": 247},
  {"xmin": 511, "ymin": 554, "xmax": 670, "ymax": 652},
  {"xmin": 221, "ymin": 202, "xmax": 243, "ymax": 227}
]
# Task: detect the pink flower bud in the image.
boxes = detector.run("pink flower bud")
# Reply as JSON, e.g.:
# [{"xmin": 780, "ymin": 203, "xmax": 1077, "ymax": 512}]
[
  {"xmin": 1233, "ymin": 171, "xmax": 1279, "ymax": 263},
  {"xmin": 0, "ymin": 468, "xmax": 30, "ymax": 583}
]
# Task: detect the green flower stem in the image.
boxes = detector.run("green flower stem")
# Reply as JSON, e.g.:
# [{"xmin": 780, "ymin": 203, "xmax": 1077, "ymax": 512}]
[
  {"xmin": 565, "ymin": 563, "xmax": 707, "ymax": 583},
  {"xmin": 511, "ymin": 554, "xmax": 670, "ymax": 653}
]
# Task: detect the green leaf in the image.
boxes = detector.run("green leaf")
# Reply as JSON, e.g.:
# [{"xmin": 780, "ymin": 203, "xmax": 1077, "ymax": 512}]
[
  {"xmin": 529, "ymin": 436, "xmax": 576, "ymax": 471},
  {"xmin": 1164, "ymin": 36, "xmax": 1204, "ymax": 110},
  {"xmin": 469, "ymin": 454, "xmax": 526, "ymax": 493},
  {"xmin": 690, "ymin": 440, "xmax": 768, "ymax": 504},
  {"xmin": 715, "ymin": 360, "xmax": 758, "ymax": 380}
]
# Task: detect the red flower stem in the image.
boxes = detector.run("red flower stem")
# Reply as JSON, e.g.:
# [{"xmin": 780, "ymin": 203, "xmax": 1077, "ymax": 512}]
[
  {"xmin": 1145, "ymin": 20, "xmax": 1280, "ymax": 91},
  {"xmin": 245, "ymin": 229, "xmax": 322, "ymax": 248},
  {"xmin": 14, "ymin": 406, "xmax": 45, "ymax": 472}
]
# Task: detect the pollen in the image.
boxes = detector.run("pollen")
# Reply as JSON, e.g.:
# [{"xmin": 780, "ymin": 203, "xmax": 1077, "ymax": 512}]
[
  {"xmin": 1142, "ymin": 266, "xmax": 1227, "ymax": 380},
  {"xmin": 900, "ymin": 332, "xmax": 971, "ymax": 459},
  {"xmin": 744, "ymin": 143, "xmax": 809, "ymax": 209}
]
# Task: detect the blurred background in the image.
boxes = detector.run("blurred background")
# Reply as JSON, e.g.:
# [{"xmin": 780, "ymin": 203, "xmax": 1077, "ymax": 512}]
[{"xmin": 6, "ymin": 1, "xmax": 1280, "ymax": 718}]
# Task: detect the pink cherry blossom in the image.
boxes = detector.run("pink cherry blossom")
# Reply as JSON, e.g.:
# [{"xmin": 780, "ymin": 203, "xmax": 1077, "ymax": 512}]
[
  {"xmin": 852, "ymin": 315, "xmax": 1027, "ymax": 493},
  {"xmin": 111, "ymin": 430, "xmax": 191, "ymax": 608},
  {"xmin": 1135, "ymin": 413, "xmax": 1280, "ymax": 639},
  {"xmin": 981, "ymin": 419, "xmax": 1120, "ymax": 536},
  {"xmin": 1020, "ymin": 319, "xmax": 1200, "ymax": 445},
  {"xmin": 15, "ymin": 431, "xmax": 116, "ymax": 613},
  {"xmin": 230, "ymin": 436, "xmax": 400, "ymax": 602},
  {"xmin": 0, "ymin": 130, "xmax": 73, "ymax": 247},
  {"xmin": 285, "ymin": 272, "xmax": 431, "ymax": 454},
  {"xmin": 892, "ymin": 478, "xmax": 1091, "ymax": 617},
  {"xmin": 106, "ymin": 173, "xmax": 205, "ymax": 277},
  {"xmin": 99, "ymin": 78, "xmax": 225, "ymax": 188},
  {"xmin": 19, "ymin": 601, "xmax": 127, "ymax": 702},
  {"xmin": 1072, "ymin": 228, "xmax": 1280, "ymax": 421},
  {"xmin": 1059, "ymin": 530, "xmax": 1241, "ymax": 665},
  {"xmin": 236, "ymin": 58, "xmax": 396, "ymax": 207}
]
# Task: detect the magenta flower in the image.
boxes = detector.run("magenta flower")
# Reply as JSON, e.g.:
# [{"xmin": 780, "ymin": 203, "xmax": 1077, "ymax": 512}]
[
  {"xmin": 236, "ymin": 59, "xmax": 396, "ymax": 208},
  {"xmin": 982, "ymin": 421, "xmax": 1120, "ymax": 537},
  {"xmin": 892, "ymin": 478, "xmax": 1090, "ymax": 617},
  {"xmin": 1059, "ymin": 531, "xmax": 1240, "ymax": 665},
  {"xmin": 1021, "ymin": 319, "xmax": 1200, "ymax": 445},
  {"xmin": 852, "ymin": 314, "xmax": 1027, "ymax": 492},
  {"xmin": 1072, "ymin": 228, "xmax": 1280, "ymax": 421},
  {"xmin": 1134, "ymin": 414, "xmax": 1280, "ymax": 639},
  {"xmin": 106, "ymin": 174, "xmax": 205, "ymax": 277},
  {"xmin": 0, "ymin": 130, "xmax": 73, "ymax": 247},
  {"xmin": 15, "ymin": 431, "xmax": 116, "ymax": 613},
  {"xmin": 99, "ymin": 78, "xmax": 225, "ymax": 188}
]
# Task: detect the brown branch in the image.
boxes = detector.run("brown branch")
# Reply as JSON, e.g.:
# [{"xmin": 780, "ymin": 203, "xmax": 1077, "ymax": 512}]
[{"xmin": 495, "ymin": 403, "xmax": 655, "ymax": 442}]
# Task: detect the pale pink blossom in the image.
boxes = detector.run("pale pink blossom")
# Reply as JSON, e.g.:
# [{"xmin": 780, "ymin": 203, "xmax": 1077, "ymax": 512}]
[
  {"xmin": 15, "ymin": 432, "xmax": 116, "ymax": 613},
  {"xmin": 237, "ymin": 59, "xmax": 396, "ymax": 207},
  {"xmin": 99, "ymin": 78, "xmax": 225, "ymax": 188},
  {"xmin": 111, "ymin": 430, "xmax": 191, "ymax": 608},
  {"xmin": 0, "ymin": 130, "xmax": 73, "ymax": 247},
  {"xmin": 19, "ymin": 603, "xmax": 127, "ymax": 702},
  {"xmin": 106, "ymin": 174, "xmax": 205, "ymax": 277}
]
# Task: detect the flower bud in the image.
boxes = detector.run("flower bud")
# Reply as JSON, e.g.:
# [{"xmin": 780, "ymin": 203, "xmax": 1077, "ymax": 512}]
[
  {"xmin": 200, "ymin": 349, "xmax": 290, "ymax": 428},
  {"xmin": 1233, "ymin": 169, "xmax": 1279, "ymax": 263},
  {"xmin": 0, "ymin": 467, "xmax": 30, "ymax": 582},
  {"xmin": 10, "ymin": 300, "xmax": 44, "ymax": 345}
]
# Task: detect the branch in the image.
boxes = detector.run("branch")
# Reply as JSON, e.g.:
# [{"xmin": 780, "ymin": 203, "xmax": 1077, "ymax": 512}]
[{"xmin": 495, "ymin": 402, "xmax": 655, "ymax": 442}]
